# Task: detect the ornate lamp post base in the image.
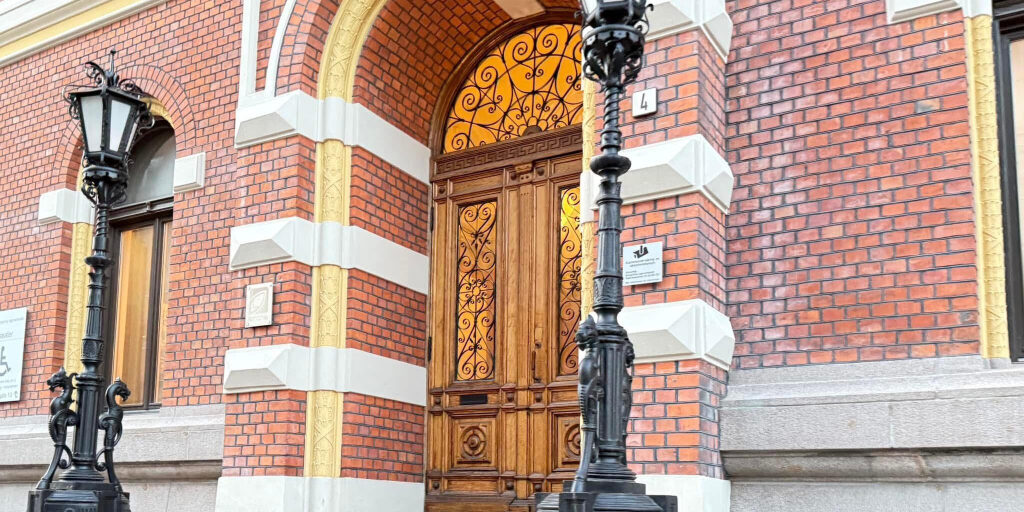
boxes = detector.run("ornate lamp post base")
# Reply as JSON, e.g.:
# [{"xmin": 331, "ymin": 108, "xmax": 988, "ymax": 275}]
[
  {"xmin": 537, "ymin": 481, "xmax": 677, "ymax": 512},
  {"xmin": 27, "ymin": 486, "xmax": 131, "ymax": 512}
]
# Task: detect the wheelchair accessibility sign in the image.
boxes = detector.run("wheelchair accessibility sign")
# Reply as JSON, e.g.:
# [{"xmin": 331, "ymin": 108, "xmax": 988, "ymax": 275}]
[{"xmin": 0, "ymin": 307, "xmax": 26, "ymax": 402}]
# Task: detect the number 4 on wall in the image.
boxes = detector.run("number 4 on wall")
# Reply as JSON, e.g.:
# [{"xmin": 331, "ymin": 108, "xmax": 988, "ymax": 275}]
[{"xmin": 632, "ymin": 87, "xmax": 658, "ymax": 117}]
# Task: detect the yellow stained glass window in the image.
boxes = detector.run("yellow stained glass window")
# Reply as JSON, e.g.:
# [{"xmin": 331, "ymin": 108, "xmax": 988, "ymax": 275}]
[
  {"xmin": 443, "ymin": 23, "xmax": 583, "ymax": 153},
  {"xmin": 557, "ymin": 186, "xmax": 582, "ymax": 376},
  {"xmin": 456, "ymin": 201, "xmax": 499, "ymax": 381}
]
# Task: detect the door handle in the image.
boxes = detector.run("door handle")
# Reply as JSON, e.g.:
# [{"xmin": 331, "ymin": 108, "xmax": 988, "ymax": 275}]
[{"xmin": 531, "ymin": 341, "xmax": 542, "ymax": 383}]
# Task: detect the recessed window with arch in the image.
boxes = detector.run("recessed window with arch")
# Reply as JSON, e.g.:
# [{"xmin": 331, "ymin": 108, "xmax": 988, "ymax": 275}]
[
  {"xmin": 107, "ymin": 119, "xmax": 175, "ymax": 409},
  {"xmin": 442, "ymin": 23, "xmax": 584, "ymax": 153}
]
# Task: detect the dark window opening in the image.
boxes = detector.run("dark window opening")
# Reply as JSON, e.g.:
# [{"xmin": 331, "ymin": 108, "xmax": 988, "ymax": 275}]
[{"xmin": 105, "ymin": 122, "xmax": 175, "ymax": 409}]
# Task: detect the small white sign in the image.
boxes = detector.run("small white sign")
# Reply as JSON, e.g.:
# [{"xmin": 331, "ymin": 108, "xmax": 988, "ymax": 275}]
[
  {"xmin": 623, "ymin": 242, "xmax": 664, "ymax": 287},
  {"xmin": 245, "ymin": 283, "xmax": 274, "ymax": 328},
  {"xmin": 0, "ymin": 307, "xmax": 27, "ymax": 403},
  {"xmin": 632, "ymin": 88, "xmax": 658, "ymax": 117}
]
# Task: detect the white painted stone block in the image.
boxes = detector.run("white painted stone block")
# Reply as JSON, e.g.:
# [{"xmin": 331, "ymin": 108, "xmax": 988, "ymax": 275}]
[
  {"xmin": 235, "ymin": 91, "xmax": 430, "ymax": 183},
  {"xmin": 229, "ymin": 217, "xmax": 314, "ymax": 270},
  {"xmin": 215, "ymin": 476, "xmax": 424, "ymax": 512},
  {"xmin": 647, "ymin": 0, "xmax": 733, "ymax": 58},
  {"xmin": 37, "ymin": 188, "xmax": 94, "ymax": 225},
  {"xmin": 619, "ymin": 299, "xmax": 735, "ymax": 369},
  {"xmin": 229, "ymin": 218, "xmax": 429, "ymax": 293},
  {"xmin": 886, "ymin": 0, "xmax": 961, "ymax": 22},
  {"xmin": 640, "ymin": 475, "xmax": 732, "ymax": 512},
  {"xmin": 223, "ymin": 344, "xmax": 427, "ymax": 406},
  {"xmin": 610, "ymin": 135, "xmax": 734, "ymax": 213},
  {"xmin": 235, "ymin": 90, "xmax": 319, "ymax": 148},
  {"xmin": 173, "ymin": 152, "xmax": 206, "ymax": 193},
  {"xmin": 222, "ymin": 344, "xmax": 296, "ymax": 393},
  {"xmin": 492, "ymin": 0, "xmax": 543, "ymax": 18}
]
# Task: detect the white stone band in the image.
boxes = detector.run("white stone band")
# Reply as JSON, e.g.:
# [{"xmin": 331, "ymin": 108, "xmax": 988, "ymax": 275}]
[
  {"xmin": 229, "ymin": 217, "xmax": 429, "ymax": 294},
  {"xmin": 222, "ymin": 344, "xmax": 427, "ymax": 406},
  {"xmin": 638, "ymin": 475, "xmax": 732, "ymax": 512},
  {"xmin": 722, "ymin": 356, "xmax": 1024, "ymax": 452},
  {"xmin": 886, "ymin": 0, "xmax": 987, "ymax": 22},
  {"xmin": 234, "ymin": 91, "xmax": 430, "ymax": 183},
  {"xmin": 37, "ymin": 188, "xmax": 94, "ymax": 225},
  {"xmin": 647, "ymin": 0, "xmax": 733, "ymax": 59},
  {"xmin": 582, "ymin": 134, "xmax": 734, "ymax": 222},
  {"xmin": 619, "ymin": 299, "xmax": 735, "ymax": 370},
  {"xmin": 492, "ymin": 0, "xmax": 543, "ymax": 18},
  {"xmin": 0, "ymin": 404, "xmax": 223, "ymax": 467},
  {"xmin": 0, "ymin": 0, "xmax": 169, "ymax": 68},
  {"xmin": 215, "ymin": 476, "xmax": 424, "ymax": 512}
]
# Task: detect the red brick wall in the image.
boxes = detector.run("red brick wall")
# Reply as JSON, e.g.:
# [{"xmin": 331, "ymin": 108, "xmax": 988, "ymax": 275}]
[
  {"xmin": 273, "ymin": 0, "xmax": 338, "ymax": 97},
  {"xmin": 726, "ymin": 0, "xmax": 979, "ymax": 369},
  {"xmin": 346, "ymin": 269, "xmax": 427, "ymax": 366},
  {"xmin": 0, "ymin": 0, "xmax": 253, "ymax": 418},
  {"xmin": 349, "ymin": 148, "xmax": 430, "ymax": 253},
  {"xmin": 223, "ymin": 389, "xmax": 307, "ymax": 476},
  {"xmin": 622, "ymin": 194, "xmax": 729, "ymax": 313},
  {"xmin": 622, "ymin": 30, "xmax": 728, "ymax": 154},
  {"xmin": 630, "ymin": 360, "xmax": 727, "ymax": 478},
  {"xmin": 255, "ymin": 0, "xmax": 288, "ymax": 91},
  {"xmin": 353, "ymin": 0, "xmax": 510, "ymax": 144},
  {"xmin": 598, "ymin": 19, "xmax": 735, "ymax": 480},
  {"xmin": 340, "ymin": 393, "xmax": 425, "ymax": 482}
]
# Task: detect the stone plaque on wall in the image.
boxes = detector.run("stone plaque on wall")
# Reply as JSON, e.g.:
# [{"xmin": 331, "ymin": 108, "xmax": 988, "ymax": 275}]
[
  {"xmin": 0, "ymin": 307, "xmax": 27, "ymax": 402},
  {"xmin": 623, "ymin": 242, "xmax": 664, "ymax": 287},
  {"xmin": 245, "ymin": 283, "xmax": 274, "ymax": 328}
]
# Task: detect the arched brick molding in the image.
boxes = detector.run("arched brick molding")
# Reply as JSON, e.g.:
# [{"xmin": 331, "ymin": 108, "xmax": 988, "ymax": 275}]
[
  {"xmin": 118, "ymin": 64, "xmax": 199, "ymax": 155},
  {"xmin": 274, "ymin": 0, "xmax": 341, "ymax": 97}
]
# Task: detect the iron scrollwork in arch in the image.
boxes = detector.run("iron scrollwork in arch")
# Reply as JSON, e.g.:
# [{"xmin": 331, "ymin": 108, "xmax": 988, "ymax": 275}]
[{"xmin": 444, "ymin": 23, "xmax": 584, "ymax": 153}]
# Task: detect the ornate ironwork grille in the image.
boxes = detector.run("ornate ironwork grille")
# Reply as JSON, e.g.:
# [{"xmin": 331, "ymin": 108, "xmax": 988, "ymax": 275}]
[
  {"xmin": 455, "ymin": 200, "xmax": 499, "ymax": 381},
  {"xmin": 558, "ymin": 185, "xmax": 583, "ymax": 376},
  {"xmin": 443, "ymin": 23, "xmax": 584, "ymax": 153}
]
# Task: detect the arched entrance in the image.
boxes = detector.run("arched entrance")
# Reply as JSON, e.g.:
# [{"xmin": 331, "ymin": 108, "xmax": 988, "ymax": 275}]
[
  {"xmin": 425, "ymin": 20, "xmax": 586, "ymax": 512},
  {"xmin": 301, "ymin": 1, "xmax": 594, "ymax": 509}
]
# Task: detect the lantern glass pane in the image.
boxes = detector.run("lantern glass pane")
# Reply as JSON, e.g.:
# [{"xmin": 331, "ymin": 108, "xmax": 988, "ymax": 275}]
[
  {"xmin": 108, "ymin": 98, "xmax": 133, "ymax": 152},
  {"xmin": 125, "ymin": 127, "xmax": 175, "ymax": 205},
  {"xmin": 581, "ymin": 0, "xmax": 597, "ymax": 15},
  {"xmin": 80, "ymin": 95, "xmax": 104, "ymax": 152}
]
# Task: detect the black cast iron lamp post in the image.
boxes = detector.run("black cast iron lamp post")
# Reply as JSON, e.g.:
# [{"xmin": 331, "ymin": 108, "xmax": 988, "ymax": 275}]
[
  {"xmin": 27, "ymin": 50, "xmax": 152, "ymax": 512},
  {"xmin": 538, "ymin": 1, "xmax": 677, "ymax": 511}
]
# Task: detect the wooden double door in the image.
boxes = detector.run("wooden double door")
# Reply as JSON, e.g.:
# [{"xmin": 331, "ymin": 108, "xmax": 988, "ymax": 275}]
[{"xmin": 426, "ymin": 145, "xmax": 584, "ymax": 511}]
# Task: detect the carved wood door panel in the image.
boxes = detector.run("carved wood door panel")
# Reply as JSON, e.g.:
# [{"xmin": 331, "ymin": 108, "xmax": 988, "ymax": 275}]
[{"xmin": 427, "ymin": 149, "xmax": 583, "ymax": 512}]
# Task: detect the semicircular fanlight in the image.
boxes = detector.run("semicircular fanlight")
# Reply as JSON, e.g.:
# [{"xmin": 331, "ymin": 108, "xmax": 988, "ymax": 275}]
[{"xmin": 443, "ymin": 23, "xmax": 584, "ymax": 153}]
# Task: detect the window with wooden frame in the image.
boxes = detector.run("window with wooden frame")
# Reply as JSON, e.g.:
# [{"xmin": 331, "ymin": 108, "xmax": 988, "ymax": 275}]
[
  {"xmin": 996, "ymin": 1, "xmax": 1024, "ymax": 360},
  {"xmin": 106, "ymin": 121, "xmax": 175, "ymax": 408}
]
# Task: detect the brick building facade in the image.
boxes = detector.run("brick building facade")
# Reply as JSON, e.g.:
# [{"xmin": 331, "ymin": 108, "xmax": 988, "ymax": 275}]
[{"xmin": 0, "ymin": 0, "xmax": 1021, "ymax": 511}]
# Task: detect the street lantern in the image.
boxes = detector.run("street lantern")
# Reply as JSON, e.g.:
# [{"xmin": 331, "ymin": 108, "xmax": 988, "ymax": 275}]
[
  {"xmin": 68, "ymin": 73, "xmax": 148, "ymax": 165},
  {"xmin": 537, "ymin": 1, "xmax": 676, "ymax": 512},
  {"xmin": 579, "ymin": 0, "xmax": 647, "ymax": 24},
  {"xmin": 27, "ymin": 50, "xmax": 152, "ymax": 512}
]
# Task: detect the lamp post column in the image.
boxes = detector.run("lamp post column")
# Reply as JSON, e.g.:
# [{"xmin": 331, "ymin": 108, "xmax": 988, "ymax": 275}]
[
  {"xmin": 538, "ymin": 2, "xmax": 678, "ymax": 511},
  {"xmin": 27, "ymin": 50, "xmax": 152, "ymax": 512}
]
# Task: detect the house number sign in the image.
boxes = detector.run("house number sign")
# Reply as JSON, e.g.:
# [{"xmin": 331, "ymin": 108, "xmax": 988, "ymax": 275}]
[
  {"xmin": 0, "ymin": 307, "xmax": 27, "ymax": 403},
  {"xmin": 632, "ymin": 87, "xmax": 658, "ymax": 117}
]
